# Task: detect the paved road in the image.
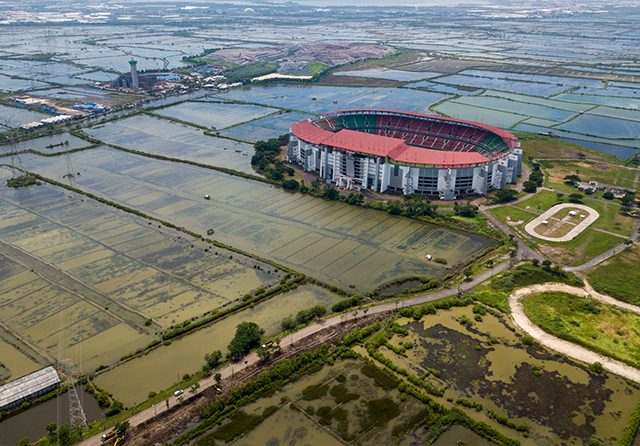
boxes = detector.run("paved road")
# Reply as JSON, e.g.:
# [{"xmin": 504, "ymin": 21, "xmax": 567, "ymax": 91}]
[
  {"xmin": 78, "ymin": 258, "xmax": 513, "ymax": 446},
  {"xmin": 565, "ymin": 222, "xmax": 640, "ymax": 272},
  {"xmin": 509, "ymin": 283, "xmax": 640, "ymax": 384},
  {"xmin": 481, "ymin": 209, "xmax": 545, "ymax": 262}
]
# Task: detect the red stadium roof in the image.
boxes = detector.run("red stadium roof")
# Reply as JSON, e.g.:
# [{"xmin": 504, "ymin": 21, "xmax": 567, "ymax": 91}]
[
  {"xmin": 393, "ymin": 146, "xmax": 489, "ymax": 167},
  {"xmin": 290, "ymin": 111, "xmax": 517, "ymax": 168},
  {"xmin": 290, "ymin": 120, "xmax": 332, "ymax": 145},
  {"xmin": 323, "ymin": 129, "xmax": 407, "ymax": 157}
]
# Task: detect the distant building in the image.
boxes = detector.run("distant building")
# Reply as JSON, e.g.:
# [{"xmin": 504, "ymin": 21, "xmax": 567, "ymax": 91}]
[
  {"xmin": 129, "ymin": 59, "xmax": 139, "ymax": 90},
  {"xmin": 0, "ymin": 367, "xmax": 61, "ymax": 411}
]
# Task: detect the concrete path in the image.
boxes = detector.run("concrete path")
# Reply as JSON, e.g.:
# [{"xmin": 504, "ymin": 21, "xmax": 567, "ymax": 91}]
[
  {"xmin": 524, "ymin": 203, "xmax": 599, "ymax": 242},
  {"xmin": 509, "ymin": 283, "xmax": 640, "ymax": 384}
]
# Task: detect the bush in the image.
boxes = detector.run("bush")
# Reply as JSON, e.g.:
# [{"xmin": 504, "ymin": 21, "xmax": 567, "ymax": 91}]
[
  {"xmin": 495, "ymin": 188, "xmax": 518, "ymax": 203},
  {"xmin": 589, "ymin": 362, "xmax": 604, "ymax": 374},
  {"xmin": 332, "ymin": 295, "xmax": 363, "ymax": 312}
]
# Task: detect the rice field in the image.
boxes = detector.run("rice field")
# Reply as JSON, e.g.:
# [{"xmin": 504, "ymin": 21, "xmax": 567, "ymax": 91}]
[
  {"xmin": 0, "ymin": 132, "xmax": 93, "ymax": 154},
  {"xmin": 432, "ymin": 100, "xmax": 527, "ymax": 129},
  {"xmin": 94, "ymin": 284, "xmax": 344, "ymax": 406},
  {"xmin": 153, "ymin": 101, "xmax": 279, "ymax": 130},
  {"xmin": 0, "ymin": 104, "xmax": 49, "ymax": 128},
  {"xmin": 17, "ymin": 148, "xmax": 495, "ymax": 291},
  {"xmin": 0, "ymin": 167, "xmax": 282, "ymax": 371},
  {"xmin": 216, "ymin": 85, "xmax": 450, "ymax": 114},
  {"xmin": 333, "ymin": 68, "xmax": 442, "ymax": 82},
  {"xmin": 84, "ymin": 114, "xmax": 256, "ymax": 173},
  {"xmin": 220, "ymin": 111, "xmax": 312, "ymax": 143}
]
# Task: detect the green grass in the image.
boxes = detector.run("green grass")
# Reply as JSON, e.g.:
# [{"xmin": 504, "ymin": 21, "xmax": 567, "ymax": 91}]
[
  {"xmin": 540, "ymin": 159, "xmax": 638, "ymax": 190},
  {"xmin": 491, "ymin": 190, "xmax": 635, "ymax": 266},
  {"xmin": 306, "ymin": 61, "xmax": 329, "ymax": 76},
  {"xmin": 490, "ymin": 263, "xmax": 583, "ymax": 293},
  {"xmin": 518, "ymin": 134, "xmax": 620, "ymax": 164},
  {"xmin": 587, "ymin": 245, "xmax": 640, "ymax": 306},
  {"xmin": 523, "ymin": 291, "xmax": 640, "ymax": 369}
]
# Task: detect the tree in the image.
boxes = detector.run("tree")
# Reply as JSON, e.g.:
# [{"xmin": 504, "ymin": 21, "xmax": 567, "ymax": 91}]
[
  {"xmin": 204, "ymin": 350, "xmax": 222, "ymax": 370},
  {"xmin": 522, "ymin": 180, "xmax": 537, "ymax": 193},
  {"xmin": 17, "ymin": 438, "xmax": 30, "ymax": 446},
  {"xmin": 46, "ymin": 423, "xmax": 57, "ymax": 437},
  {"xmin": 563, "ymin": 174, "xmax": 581, "ymax": 185},
  {"xmin": 387, "ymin": 201, "xmax": 402, "ymax": 215},
  {"xmin": 323, "ymin": 186, "xmax": 338, "ymax": 200},
  {"xmin": 227, "ymin": 322, "xmax": 264, "ymax": 358},
  {"xmin": 115, "ymin": 420, "xmax": 130, "ymax": 437},
  {"xmin": 495, "ymin": 188, "xmax": 518, "ymax": 203},
  {"xmin": 214, "ymin": 373, "xmax": 222, "ymax": 384},
  {"xmin": 454, "ymin": 202, "xmax": 478, "ymax": 218},
  {"xmin": 621, "ymin": 192, "xmax": 636, "ymax": 207},
  {"xmin": 568, "ymin": 193, "xmax": 583, "ymax": 203},
  {"xmin": 57, "ymin": 425, "xmax": 72, "ymax": 446},
  {"xmin": 282, "ymin": 179, "xmax": 299, "ymax": 190},
  {"xmin": 602, "ymin": 191, "xmax": 614, "ymax": 200}
]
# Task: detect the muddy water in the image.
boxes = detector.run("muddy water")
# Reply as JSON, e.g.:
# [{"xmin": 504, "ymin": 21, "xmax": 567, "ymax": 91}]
[
  {"xmin": 429, "ymin": 424, "xmax": 495, "ymax": 446},
  {"xmin": 0, "ymin": 387, "xmax": 103, "ymax": 445},
  {"xmin": 94, "ymin": 285, "xmax": 343, "ymax": 406},
  {"xmin": 17, "ymin": 149, "xmax": 495, "ymax": 291}
]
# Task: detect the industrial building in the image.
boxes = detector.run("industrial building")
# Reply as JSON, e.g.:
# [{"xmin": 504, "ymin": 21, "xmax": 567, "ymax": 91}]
[
  {"xmin": 289, "ymin": 110, "xmax": 522, "ymax": 200},
  {"xmin": 0, "ymin": 366, "xmax": 61, "ymax": 412},
  {"xmin": 109, "ymin": 59, "xmax": 182, "ymax": 91}
]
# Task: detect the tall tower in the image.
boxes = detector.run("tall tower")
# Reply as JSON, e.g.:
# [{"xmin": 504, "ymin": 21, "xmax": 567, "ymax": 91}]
[{"xmin": 129, "ymin": 59, "xmax": 139, "ymax": 90}]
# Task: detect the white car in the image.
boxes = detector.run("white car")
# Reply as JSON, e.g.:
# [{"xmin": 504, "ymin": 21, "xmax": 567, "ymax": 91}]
[{"xmin": 174, "ymin": 389, "xmax": 184, "ymax": 397}]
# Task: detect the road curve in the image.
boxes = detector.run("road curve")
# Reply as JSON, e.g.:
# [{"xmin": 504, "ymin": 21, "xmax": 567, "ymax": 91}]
[{"xmin": 509, "ymin": 282, "xmax": 640, "ymax": 384}]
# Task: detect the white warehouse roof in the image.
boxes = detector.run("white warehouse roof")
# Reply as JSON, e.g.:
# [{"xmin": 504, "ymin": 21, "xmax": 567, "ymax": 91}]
[{"xmin": 0, "ymin": 366, "xmax": 60, "ymax": 410}]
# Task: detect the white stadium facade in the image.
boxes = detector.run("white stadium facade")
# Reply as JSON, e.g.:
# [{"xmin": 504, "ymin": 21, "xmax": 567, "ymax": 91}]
[{"xmin": 288, "ymin": 110, "xmax": 522, "ymax": 200}]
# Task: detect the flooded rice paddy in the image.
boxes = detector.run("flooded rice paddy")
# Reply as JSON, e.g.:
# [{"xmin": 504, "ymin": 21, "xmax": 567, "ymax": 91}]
[
  {"xmin": 0, "ymin": 168, "xmax": 281, "ymax": 371},
  {"xmin": 153, "ymin": 101, "xmax": 279, "ymax": 130},
  {"xmin": 85, "ymin": 114, "xmax": 255, "ymax": 173},
  {"xmin": 220, "ymin": 110, "xmax": 312, "ymax": 143},
  {"xmin": 0, "ymin": 132, "xmax": 93, "ymax": 154},
  {"xmin": 216, "ymin": 85, "xmax": 449, "ymax": 114},
  {"xmin": 94, "ymin": 284, "xmax": 344, "ymax": 406},
  {"xmin": 16, "ymin": 148, "xmax": 495, "ymax": 291}
]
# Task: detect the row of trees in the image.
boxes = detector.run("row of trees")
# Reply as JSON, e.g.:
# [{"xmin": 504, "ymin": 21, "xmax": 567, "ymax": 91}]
[{"xmin": 523, "ymin": 162, "xmax": 544, "ymax": 193}]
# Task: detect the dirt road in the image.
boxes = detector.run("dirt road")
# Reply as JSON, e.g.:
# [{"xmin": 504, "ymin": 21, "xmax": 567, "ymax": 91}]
[{"xmin": 509, "ymin": 282, "xmax": 640, "ymax": 384}]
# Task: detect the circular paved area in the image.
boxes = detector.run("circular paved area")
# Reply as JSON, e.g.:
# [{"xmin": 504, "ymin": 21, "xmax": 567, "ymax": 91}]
[{"xmin": 524, "ymin": 203, "xmax": 599, "ymax": 242}]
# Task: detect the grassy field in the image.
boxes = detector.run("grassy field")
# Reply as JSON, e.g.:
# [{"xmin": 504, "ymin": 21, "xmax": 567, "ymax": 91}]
[
  {"xmin": 540, "ymin": 159, "xmax": 639, "ymax": 190},
  {"xmin": 518, "ymin": 134, "xmax": 619, "ymax": 163},
  {"xmin": 523, "ymin": 291, "xmax": 640, "ymax": 369},
  {"xmin": 490, "ymin": 190, "xmax": 633, "ymax": 266},
  {"xmin": 587, "ymin": 245, "xmax": 640, "ymax": 306}
]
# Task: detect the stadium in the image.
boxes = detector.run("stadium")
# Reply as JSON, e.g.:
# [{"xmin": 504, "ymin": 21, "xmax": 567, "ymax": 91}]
[{"xmin": 288, "ymin": 110, "xmax": 522, "ymax": 200}]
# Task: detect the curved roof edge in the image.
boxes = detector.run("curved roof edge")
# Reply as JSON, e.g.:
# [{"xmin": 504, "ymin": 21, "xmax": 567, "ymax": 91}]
[
  {"xmin": 290, "ymin": 110, "xmax": 518, "ymax": 168},
  {"xmin": 326, "ymin": 109, "xmax": 518, "ymax": 149}
]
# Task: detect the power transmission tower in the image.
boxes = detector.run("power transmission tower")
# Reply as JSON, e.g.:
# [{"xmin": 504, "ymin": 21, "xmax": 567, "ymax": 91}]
[{"xmin": 60, "ymin": 361, "xmax": 88, "ymax": 430}]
